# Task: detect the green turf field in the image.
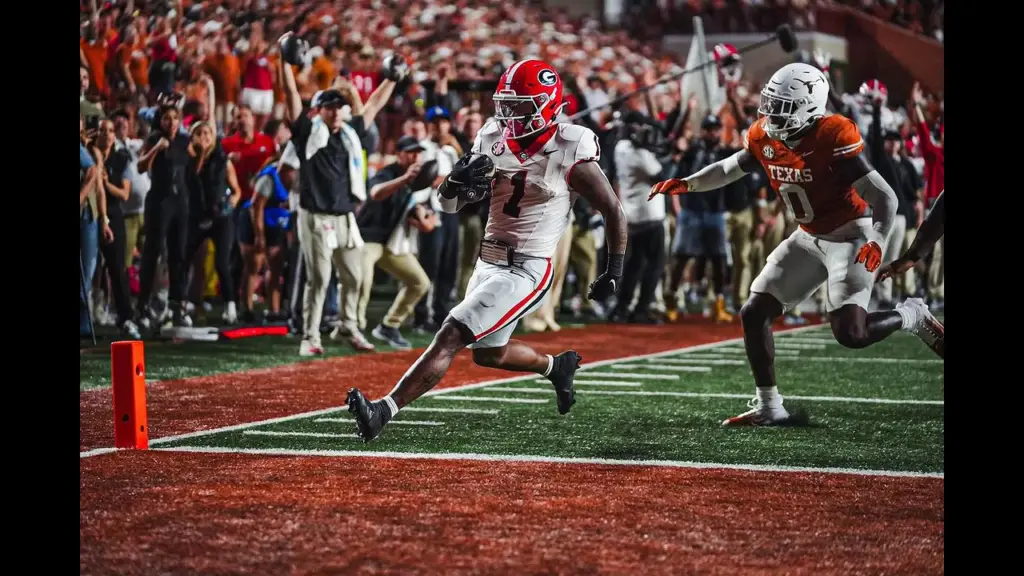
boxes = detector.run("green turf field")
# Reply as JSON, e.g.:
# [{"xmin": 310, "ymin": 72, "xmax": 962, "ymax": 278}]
[{"xmin": 154, "ymin": 325, "xmax": 944, "ymax": 474}]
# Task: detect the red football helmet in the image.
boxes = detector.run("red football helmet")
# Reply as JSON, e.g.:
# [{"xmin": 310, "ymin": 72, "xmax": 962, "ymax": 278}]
[
  {"xmin": 859, "ymin": 79, "xmax": 888, "ymax": 104},
  {"xmin": 493, "ymin": 59, "xmax": 565, "ymax": 139},
  {"xmin": 713, "ymin": 43, "xmax": 742, "ymax": 83}
]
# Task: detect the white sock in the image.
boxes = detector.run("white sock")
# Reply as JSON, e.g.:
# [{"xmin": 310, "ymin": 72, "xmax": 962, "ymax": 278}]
[
  {"xmin": 896, "ymin": 305, "xmax": 916, "ymax": 331},
  {"xmin": 226, "ymin": 301, "xmax": 237, "ymax": 316},
  {"xmin": 542, "ymin": 354, "xmax": 554, "ymax": 377},
  {"xmin": 383, "ymin": 395, "xmax": 399, "ymax": 419},
  {"xmin": 756, "ymin": 386, "xmax": 783, "ymax": 411}
]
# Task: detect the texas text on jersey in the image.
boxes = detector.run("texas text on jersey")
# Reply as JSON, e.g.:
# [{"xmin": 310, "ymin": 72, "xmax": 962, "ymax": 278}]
[
  {"xmin": 471, "ymin": 120, "xmax": 601, "ymax": 259},
  {"xmin": 745, "ymin": 113, "xmax": 868, "ymax": 235}
]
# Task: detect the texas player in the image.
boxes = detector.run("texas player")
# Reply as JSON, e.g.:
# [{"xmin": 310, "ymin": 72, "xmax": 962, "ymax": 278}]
[
  {"xmin": 650, "ymin": 63, "xmax": 944, "ymax": 426},
  {"xmin": 345, "ymin": 59, "xmax": 628, "ymax": 441}
]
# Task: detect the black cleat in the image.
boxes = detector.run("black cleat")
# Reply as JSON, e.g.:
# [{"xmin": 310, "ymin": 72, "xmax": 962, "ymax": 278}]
[
  {"xmin": 545, "ymin": 351, "xmax": 582, "ymax": 415},
  {"xmin": 346, "ymin": 388, "xmax": 392, "ymax": 441}
]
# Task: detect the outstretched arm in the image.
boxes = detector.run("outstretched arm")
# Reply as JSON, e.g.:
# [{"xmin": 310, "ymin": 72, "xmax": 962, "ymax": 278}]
[
  {"xmin": 648, "ymin": 148, "xmax": 759, "ymax": 199},
  {"xmin": 569, "ymin": 161, "xmax": 627, "ymax": 300},
  {"xmin": 877, "ymin": 189, "xmax": 944, "ymax": 282}
]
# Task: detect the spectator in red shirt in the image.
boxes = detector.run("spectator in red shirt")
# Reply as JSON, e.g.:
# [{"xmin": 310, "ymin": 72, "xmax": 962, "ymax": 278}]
[
  {"xmin": 910, "ymin": 82, "xmax": 944, "ymax": 307},
  {"xmin": 349, "ymin": 45, "xmax": 381, "ymax": 104},
  {"xmin": 910, "ymin": 83, "xmax": 943, "ymax": 205},
  {"xmin": 222, "ymin": 105, "xmax": 276, "ymax": 322}
]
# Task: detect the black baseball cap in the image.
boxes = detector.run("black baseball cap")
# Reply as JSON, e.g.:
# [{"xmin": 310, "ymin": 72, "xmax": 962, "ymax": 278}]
[
  {"xmin": 701, "ymin": 114, "xmax": 723, "ymax": 130},
  {"xmin": 313, "ymin": 89, "xmax": 347, "ymax": 109},
  {"xmin": 396, "ymin": 135, "xmax": 425, "ymax": 153}
]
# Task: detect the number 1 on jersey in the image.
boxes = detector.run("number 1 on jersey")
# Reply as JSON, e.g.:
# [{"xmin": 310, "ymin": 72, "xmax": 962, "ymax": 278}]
[{"xmin": 502, "ymin": 171, "xmax": 527, "ymax": 218}]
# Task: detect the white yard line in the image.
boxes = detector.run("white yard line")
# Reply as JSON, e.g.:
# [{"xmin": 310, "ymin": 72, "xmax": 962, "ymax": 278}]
[
  {"xmin": 549, "ymin": 379, "xmax": 643, "ymax": 387},
  {"xmin": 578, "ymin": 372, "xmax": 680, "ymax": 380},
  {"xmin": 481, "ymin": 387, "xmax": 944, "ymax": 405},
  {"xmin": 243, "ymin": 430, "xmax": 359, "ymax": 439},
  {"xmin": 400, "ymin": 407, "xmax": 498, "ymax": 415},
  {"xmin": 645, "ymin": 359, "xmax": 746, "ymax": 367},
  {"xmin": 152, "ymin": 446, "xmax": 944, "ymax": 479},
  {"xmin": 314, "ymin": 418, "xmax": 444, "ymax": 426},
  {"xmin": 435, "ymin": 395, "xmax": 548, "ymax": 404},
  {"xmin": 774, "ymin": 343, "xmax": 827, "ymax": 351},
  {"xmin": 77, "ymin": 324, "xmax": 826, "ymax": 458}
]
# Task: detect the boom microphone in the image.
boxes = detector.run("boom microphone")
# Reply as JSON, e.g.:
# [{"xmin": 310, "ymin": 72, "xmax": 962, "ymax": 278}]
[{"xmin": 567, "ymin": 24, "xmax": 801, "ymax": 122}]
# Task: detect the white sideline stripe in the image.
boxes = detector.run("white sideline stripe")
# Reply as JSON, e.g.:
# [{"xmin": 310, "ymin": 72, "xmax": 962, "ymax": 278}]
[
  {"xmin": 80, "ymin": 324, "xmax": 826, "ymax": 458},
  {"xmin": 401, "ymin": 407, "xmax": 499, "ymax": 415},
  {"xmin": 243, "ymin": 430, "xmax": 359, "ymax": 439},
  {"xmin": 647, "ymin": 359, "xmax": 745, "ymax": 367},
  {"xmin": 668, "ymin": 354, "xmax": 732, "ymax": 360},
  {"xmin": 535, "ymin": 379, "xmax": 643, "ymax": 387},
  {"xmin": 483, "ymin": 387, "xmax": 944, "ymax": 405},
  {"xmin": 152, "ymin": 446, "xmax": 944, "ymax": 479},
  {"xmin": 774, "ymin": 343, "xmax": 827, "ymax": 350},
  {"xmin": 582, "ymin": 371, "xmax": 680, "ymax": 380},
  {"xmin": 436, "ymin": 395, "xmax": 548, "ymax": 404},
  {"xmin": 314, "ymin": 418, "xmax": 444, "ymax": 426}
]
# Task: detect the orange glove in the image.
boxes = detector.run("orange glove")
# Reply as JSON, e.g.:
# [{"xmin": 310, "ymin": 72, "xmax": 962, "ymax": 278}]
[
  {"xmin": 648, "ymin": 178, "xmax": 689, "ymax": 200},
  {"xmin": 855, "ymin": 241, "xmax": 883, "ymax": 273}
]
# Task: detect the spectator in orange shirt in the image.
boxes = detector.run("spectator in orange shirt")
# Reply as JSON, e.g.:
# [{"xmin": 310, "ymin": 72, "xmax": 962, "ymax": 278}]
[{"xmin": 204, "ymin": 34, "xmax": 242, "ymax": 128}]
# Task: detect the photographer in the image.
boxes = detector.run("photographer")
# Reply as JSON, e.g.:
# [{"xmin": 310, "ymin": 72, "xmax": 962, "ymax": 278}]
[
  {"xmin": 666, "ymin": 114, "xmax": 737, "ymax": 323},
  {"xmin": 242, "ymin": 150, "xmax": 301, "ymax": 322},
  {"xmin": 278, "ymin": 33, "xmax": 403, "ymax": 356},
  {"xmin": 356, "ymin": 136, "xmax": 435, "ymax": 350},
  {"xmin": 611, "ymin": 112, "xmax": 670, "ymax": 323},
  {"xmin": 184, "ymin": 121, "xmax": 243, "ymax": 324},
  {"xmin": 136, "ymin": 100, "xmax": 193, "ymax": 329}
]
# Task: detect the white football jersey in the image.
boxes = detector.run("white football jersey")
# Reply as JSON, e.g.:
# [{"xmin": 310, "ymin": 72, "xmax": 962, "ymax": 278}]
[{"xmin": 471, "ymin": 121, "xmax": 601, "ymax": 258}]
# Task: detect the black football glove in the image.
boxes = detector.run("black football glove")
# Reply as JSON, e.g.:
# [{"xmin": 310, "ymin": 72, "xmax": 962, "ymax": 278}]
[
  {"xmin": 441, "ymin": 153, "xmax": 495, "ymax": 204},
  {"xmin": 587, "ymin": 253, "xmax": 624, "ymax": 301},
  {"xmin": 381, "ymin": 54, "xmax": 409, "ymax": 83}
]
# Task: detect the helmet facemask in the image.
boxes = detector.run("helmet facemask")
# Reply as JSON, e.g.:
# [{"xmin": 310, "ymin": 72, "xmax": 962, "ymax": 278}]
[
  {"xmin": 758, "ymin": 90, "xmax": 819, "ymax": 141},
  {"xmin": 493, "ymin": 89, "xmax": 563, "ymax": 139}
]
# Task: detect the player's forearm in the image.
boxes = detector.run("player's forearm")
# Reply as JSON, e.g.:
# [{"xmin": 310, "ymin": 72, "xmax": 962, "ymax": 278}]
[
  {"xmin": 906, "ymin": 189, "xmax": 944, "ymax": 260},
  {"xmin": 361, "ymin": 79, "xmax": 396, "ymax": 126},
  {"xmin": 855, "ymin": 170, "xmax": 898, "ymax": 247},
  {"xmin": 683, "ymin": 153, "xmax": 748, "ymax": 192}
]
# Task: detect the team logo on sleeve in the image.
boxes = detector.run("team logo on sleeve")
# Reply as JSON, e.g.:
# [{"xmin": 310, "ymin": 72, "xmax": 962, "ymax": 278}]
[
  {"xmin": 762, "ymin": 145, "xmax": 775, "ymax": 159},
  {"xmin": 538, "ymin": 69, "xmax": 557, "ymax": 86},
  {"xmin": 491, "ymin": 140, "xmax": 506, "ymax": 156}
]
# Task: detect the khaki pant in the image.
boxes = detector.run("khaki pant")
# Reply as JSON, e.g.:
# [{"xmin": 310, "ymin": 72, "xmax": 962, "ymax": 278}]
[
  {"xmin": 297, "ymin": 208, "xmax": 363, "ymax": 347},
  {"xmin": 927, "ymin": 234, "xmax": 944, "ymax": 300},
  {"xmin": 523, "ymin": 225, "xmax": 572, "ymax": 331},
  {"xmin": 358, "ymin": 243, "xmax": 430, "ymax": 330},
  {"xmin": 726, "ymin": 208, "xmax": 755, "ymax": 301},
  {"xmin": 568, "ymin": 224, "xmax": 597, "ymax": 311},
  {"xmin": 750, "ymin": 209, "xmax": 785, "ymax": 288},
  {"xmin": 875, "ymin": 214, "xmax": 908, "ymax": 303},
  {"xmin": 124, "ymin": 213, "xmax": 144, "ymax": 267},
  {"xmin": 458, "ymin": 213, "xmax": 483, "ymax": 299}
]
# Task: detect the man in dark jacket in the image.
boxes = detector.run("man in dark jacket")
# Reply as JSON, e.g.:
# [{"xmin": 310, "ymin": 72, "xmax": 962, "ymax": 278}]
[{"xmin": 355, "ymin": 136, "xmax": 436, "ymax": 350}]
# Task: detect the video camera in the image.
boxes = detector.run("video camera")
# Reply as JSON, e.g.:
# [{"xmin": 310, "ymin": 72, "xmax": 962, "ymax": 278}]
[{"xmin": 617, "ymin": 111, "xmax": 670, "ymax": 156}]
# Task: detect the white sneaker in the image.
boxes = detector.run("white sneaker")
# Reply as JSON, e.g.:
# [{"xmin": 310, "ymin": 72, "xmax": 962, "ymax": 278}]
[
  {"xmin": 722, "ymin": 397, "xmax": 791, "ymax": 427},
  {"xmin": 897, "ymin": 298, "xmax": 944, "ymax": 357},
  {"xmin": 121, "ymin": 320, "xmax": 142, "ymax": 340},
  {"xmin": 222, "ymin": 302, "xmax": 238, "ymax": 325},
  {"xmin": 299, "ymin": 340, "xmax": 324, "ymax": 357}
]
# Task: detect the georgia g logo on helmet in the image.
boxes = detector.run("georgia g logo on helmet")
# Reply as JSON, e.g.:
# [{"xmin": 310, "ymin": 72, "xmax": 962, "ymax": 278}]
[{"xmin": 538, "ymin": 69, "xmax": 557, "ymax": 86}]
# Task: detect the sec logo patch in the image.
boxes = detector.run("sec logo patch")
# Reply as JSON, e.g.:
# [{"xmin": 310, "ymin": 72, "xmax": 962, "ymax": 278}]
[
  {"xmin": 491, "ymin": 140, "xmax": 506, "ymax": 156},
  {"xmin": 762, "ymin": 145, "xmax": 775, "ymax": 159}
]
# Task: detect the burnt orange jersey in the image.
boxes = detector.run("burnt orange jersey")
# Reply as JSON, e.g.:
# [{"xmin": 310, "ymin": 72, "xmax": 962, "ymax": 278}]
[{"xmin": 745, "ymin": 114, "xmax": 868, "ymax": 235}]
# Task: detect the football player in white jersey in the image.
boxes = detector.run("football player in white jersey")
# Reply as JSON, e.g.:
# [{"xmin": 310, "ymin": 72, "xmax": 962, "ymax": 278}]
[{"xmin": 346, "ymin": 59, "xmax": 628, "ymax": 441}]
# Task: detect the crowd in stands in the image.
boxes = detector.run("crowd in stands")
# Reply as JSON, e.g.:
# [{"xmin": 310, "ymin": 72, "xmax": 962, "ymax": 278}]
[{"xmin": 79, "ymin": 0, "xmax": 944, "ymax": 350}]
